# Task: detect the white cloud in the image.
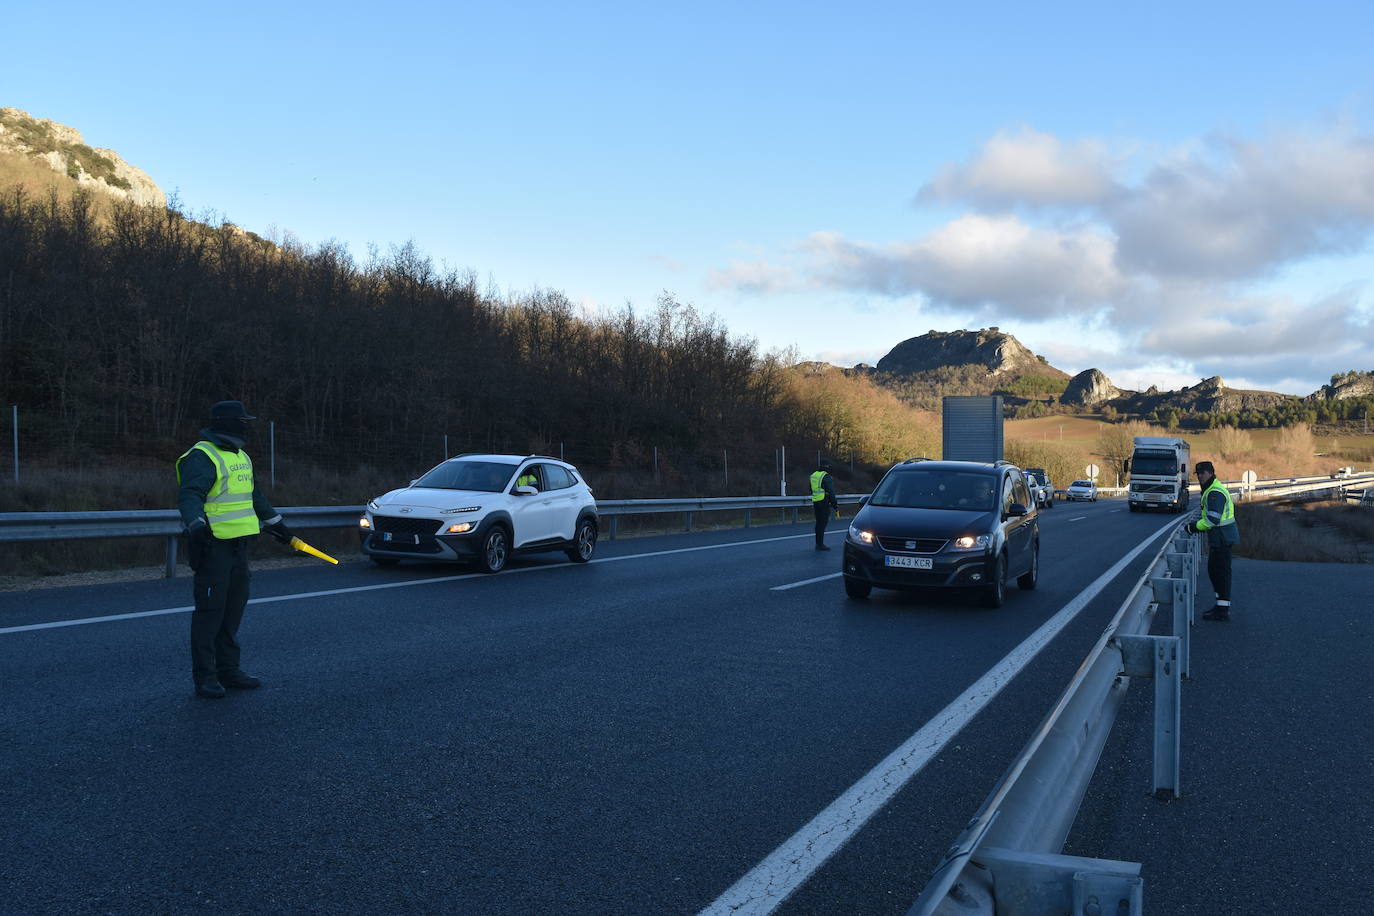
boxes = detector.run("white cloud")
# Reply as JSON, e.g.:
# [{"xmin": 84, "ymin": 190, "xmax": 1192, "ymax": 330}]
[
  {"xmin": 705, "ymin": 259, "xmax": 797, "ymax": 294},
  {"xmin": 918, "ymin": 126, "xmax": 1119, "ymax": 208},
  {"xmin": 802, "ymin": 216, "xmax": 1124, "ymax": 317}
]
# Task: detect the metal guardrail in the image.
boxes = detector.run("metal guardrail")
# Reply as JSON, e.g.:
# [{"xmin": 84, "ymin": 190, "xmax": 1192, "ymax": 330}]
[
  {"xmin": 0, "ymin": 495, "xmax": 870, "ymax": 578},
  {"xmin": 907, "ymin": 519, "xmax": 1204, "ymax": 915}
]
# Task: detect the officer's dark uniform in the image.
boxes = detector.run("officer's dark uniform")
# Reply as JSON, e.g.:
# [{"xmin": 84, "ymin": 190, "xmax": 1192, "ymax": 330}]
[
  {"xmin": 176, "ymin": 401, "xmax": 291, "ymax": 698},
  {"xmin": 810, "ymin": 461, "xmax": 839, "ymax": 551},
  {"xmin": 1186, "ymin": 462, "xmax": 1240, "ymax": 621}
]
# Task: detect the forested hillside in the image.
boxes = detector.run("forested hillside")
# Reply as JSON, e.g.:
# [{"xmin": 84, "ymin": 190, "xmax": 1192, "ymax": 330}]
[{"xmin": 0, "ymin": 187, "xmax": 938, "ymax": 506}]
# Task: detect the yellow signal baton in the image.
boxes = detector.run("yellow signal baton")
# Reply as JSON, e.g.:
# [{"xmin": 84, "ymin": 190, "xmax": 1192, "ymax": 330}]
[{"xmin": 288, "ymin": 536, "xmax": 339, "ymax": 565}]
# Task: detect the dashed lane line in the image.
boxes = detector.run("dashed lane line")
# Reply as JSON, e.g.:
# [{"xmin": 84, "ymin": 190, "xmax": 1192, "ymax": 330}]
[
  {"xmin": 770, "ymin": 572, "xmax": 843, "ymax": 591},
  {"xmin": 0, "ymin": 530, "xmax": 842, "ymax": 636},
  {"xmin": 699, "ymin": 513, "xmax": 1180, "ymax": 916},
  {"xmin": 1069, "ymin": 515, "xmax": 1088, "ymax": 521}
]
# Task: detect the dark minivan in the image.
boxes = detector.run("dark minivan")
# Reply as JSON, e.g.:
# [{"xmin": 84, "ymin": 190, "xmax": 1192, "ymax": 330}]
[{"xmin": 842, "ymin": 459, "xmax": 1039, "ymax": 606}]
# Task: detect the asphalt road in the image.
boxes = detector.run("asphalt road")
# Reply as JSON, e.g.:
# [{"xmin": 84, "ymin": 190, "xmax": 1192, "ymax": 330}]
[{"xmin": 1, "ymin": 499, "xmax": 1183, "ymax": 915}]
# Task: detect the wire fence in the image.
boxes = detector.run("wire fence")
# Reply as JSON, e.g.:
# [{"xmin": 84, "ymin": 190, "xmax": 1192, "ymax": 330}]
[{"xmin": 1, "ymin": 405, "xmax": 886, "ymax": 507}]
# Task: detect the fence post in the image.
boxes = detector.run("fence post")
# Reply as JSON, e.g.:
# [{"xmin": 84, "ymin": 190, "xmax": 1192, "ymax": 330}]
[
  {"xmin": 10, "ymin": 405, "xmax": 17, "ymax": 484},
  {"xmin": 444, "ymin": 434, "xmax": 449, "ymax": 459}
]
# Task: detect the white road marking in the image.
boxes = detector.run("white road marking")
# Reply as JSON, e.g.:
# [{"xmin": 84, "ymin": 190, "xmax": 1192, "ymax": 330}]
[
  {"xmin": 699, "ymin": 515, "xmax": 1180, "ymax": 916},
  {"xmin": 770, "ymin": 572, "xmax": 843, "ymax": 591},
  {"xmin": 1069, "ymin": 515, "xmax": 1088, "ymax": 521},
  {"xmin": 1110, "ymin": 508, "xmax": 1124, "ymax": 513},
  {"xmin": 0, "ymin": 530, "xmax": 840, "ymax": 636}
]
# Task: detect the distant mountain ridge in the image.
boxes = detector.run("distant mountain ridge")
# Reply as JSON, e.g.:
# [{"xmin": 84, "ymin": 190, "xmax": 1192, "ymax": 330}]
[
  {"xmin": 0, "ymin": 107, "xmax": 165, "ymax": 207},
  {"xmin": 862, "ymin": 328, "xmax": 1363, "ymax": 412}
]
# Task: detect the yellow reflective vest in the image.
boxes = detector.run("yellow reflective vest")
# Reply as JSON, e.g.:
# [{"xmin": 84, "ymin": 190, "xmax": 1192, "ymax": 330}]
[
  {"xmin": 810, "ymin": 470, "xmax": 831, "ymax": 503},
  {"xmin": 177, "ymin": 441, "xmax": 261, "ymax": 539},
  {"xmin": 1196, "ymin": 478, "xmax": 1236, "ymax": 532}
]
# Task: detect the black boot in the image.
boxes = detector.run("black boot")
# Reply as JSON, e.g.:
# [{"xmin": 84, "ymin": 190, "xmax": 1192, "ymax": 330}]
[
  {"xmin": 195, "ymin": 679, "xmax": 227, "ymax": 699},
  {"xmin": 1202, "ymin": 605, "xmax": 1231, "ymax": 622}
]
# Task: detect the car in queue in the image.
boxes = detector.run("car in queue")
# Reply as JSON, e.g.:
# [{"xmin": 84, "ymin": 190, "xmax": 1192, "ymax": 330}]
[
  {"xmin": 359, "ymin": 454, "xmax": 598, "ymax": 573},
  {"xmin": 1024, "ymin": 467, "xmax": 1054, "ymax": 508},
  {"xmin": 1065, "ymin": 479, "xmax": 1098, "ymax": 501},
  {"xmin": 842, "ymin": 459, "xmax": 1040, "ymax": 607}
]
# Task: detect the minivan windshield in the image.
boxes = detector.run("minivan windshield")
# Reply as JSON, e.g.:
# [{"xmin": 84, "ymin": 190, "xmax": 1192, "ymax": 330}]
[
  {"xmin": 414, "ymin": 460, "xmax": 517, "ymax": 492},
  {"xmin": 870, "ymin": 470, "xmax": 998, "ymax": 511}
]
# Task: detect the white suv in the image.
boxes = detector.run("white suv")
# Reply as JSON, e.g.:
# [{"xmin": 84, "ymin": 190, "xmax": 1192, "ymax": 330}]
[{"xmin": 359, "ymin": 454, "xmax": 598, "ymax": 573}]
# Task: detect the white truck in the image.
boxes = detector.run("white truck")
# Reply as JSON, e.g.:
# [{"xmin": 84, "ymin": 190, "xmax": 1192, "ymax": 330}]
[{"xmin": 1127, "ymin": 436, "xmax": 1192, "ymax": 513}]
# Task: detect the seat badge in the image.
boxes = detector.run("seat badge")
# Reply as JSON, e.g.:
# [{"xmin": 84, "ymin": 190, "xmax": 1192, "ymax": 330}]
[{"xmin": 905, "ymin": 540, "xmax": 916, "ymax": 550}]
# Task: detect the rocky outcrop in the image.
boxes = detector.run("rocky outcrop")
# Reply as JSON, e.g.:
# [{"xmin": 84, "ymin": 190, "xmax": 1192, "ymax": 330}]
[
  {"xmin": 1060, "ymin": 368, "xmax": 1121, "ymax": 406},
  {"xmin": 874, "ymin": 327, "xmax": 1068, "ymax": 379},
  {"xmin": 1312, "ymin": 371, "xmax": 1374, "ymax": 401},
  {"xmin": 0, "ymin": 107, "xmax": 165, "ymax": 207}
]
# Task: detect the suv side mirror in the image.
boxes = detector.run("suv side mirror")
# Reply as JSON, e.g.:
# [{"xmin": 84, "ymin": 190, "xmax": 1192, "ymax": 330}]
[
  {"xmin": 1005, "ymin": 503, "xmax": 1029, "ymax": 518},
  {"xmin": 514, "ymin": 485, "xmax": 537, "ymax": 496}
]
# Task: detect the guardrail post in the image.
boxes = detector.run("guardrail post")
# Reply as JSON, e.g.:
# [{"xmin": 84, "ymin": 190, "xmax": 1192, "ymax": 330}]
[
  {"xmin": 791, "ymin": 506, "xmax": 798, "ymax": 523},
  {"xmin": 743, "ymin": 508, "xmax": 752, "ymax": 528},
  {"xmin": 1150, "ymin": 576, "xmax": 1190, "ymax": 678},
  {"xmin": 685, "ymin": 511, "xmax": 693, "ymax": 532},
  {"xmin": 1116, "ymin": 634, "xmax": 1182, "ymax": 799},
  {"xmin": 164, "ymin": 535, "xmax": 178, "ymax": 578},
  {"xmin": 608, "ymin": 516, "xmax": 618, "ymax": 540},
  {"xmin": 961, "ymin": 848, "xmax": 1143, "ymax": 915}
]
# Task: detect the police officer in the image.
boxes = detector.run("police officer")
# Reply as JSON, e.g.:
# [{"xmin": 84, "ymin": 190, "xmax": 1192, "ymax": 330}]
[
  {"xmin": 1184, "ymin": 460, "xmax": 1240, "ymax": 621},
  {"xmin": 810, "ymin": 458, "xmax": 839, "ymax": 551},
  {"xmin": 176, "ymin": 401, "xmax": 293, "ymax": 698}
]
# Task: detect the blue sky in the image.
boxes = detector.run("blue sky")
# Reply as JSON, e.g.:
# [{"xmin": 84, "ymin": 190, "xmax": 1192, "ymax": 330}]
[{"xmin": 6, "ymin": 0, "xmax": 1374, "ymax": 395}]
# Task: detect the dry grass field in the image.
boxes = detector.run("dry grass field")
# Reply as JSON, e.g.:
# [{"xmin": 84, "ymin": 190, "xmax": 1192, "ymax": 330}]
[{"xmin": 1232, "ymin": 499, "xmax": 1374, "ymax": 563}]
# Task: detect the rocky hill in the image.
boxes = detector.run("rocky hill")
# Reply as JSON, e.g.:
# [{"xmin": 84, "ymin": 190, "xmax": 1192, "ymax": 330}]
[
  {"xmin": 0, "ymin": 107, "xmax": 164, "ymax": 207},
  {"xmin": 874, "ymin": 327, "xmax": 1068, "ymax": 379},
  {"xmin": 1313, "ymin": 371, "xmax": 1374, "ymax": 401},
  {"xmin": 1107, "ymin": 375, "xmax": 1296, "ymax": 415}
]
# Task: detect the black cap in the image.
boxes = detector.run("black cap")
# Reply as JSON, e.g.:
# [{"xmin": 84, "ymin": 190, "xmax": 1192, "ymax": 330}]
[
  {"xmin": 1195, "ymin": 461, "xmax": 1215, "ymax": 475},
  {"xmin": 210, "ymin": 400, "xmax": 256, "ymax": 421},
  {"xmin": 819, "ymin": 458, "xmax": 832, "ymax": 469}
]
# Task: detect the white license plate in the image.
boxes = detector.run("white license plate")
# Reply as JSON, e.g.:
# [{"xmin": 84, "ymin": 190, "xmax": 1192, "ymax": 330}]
[{"xmin": 884, "ymin": 555, "xmax": 932, "ymax": 569}]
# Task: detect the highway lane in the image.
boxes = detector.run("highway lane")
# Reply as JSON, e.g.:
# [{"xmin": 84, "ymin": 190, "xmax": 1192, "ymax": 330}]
[{"xmin": 1, "ymin": 499, "xmax": 1180, "ymax": 914}]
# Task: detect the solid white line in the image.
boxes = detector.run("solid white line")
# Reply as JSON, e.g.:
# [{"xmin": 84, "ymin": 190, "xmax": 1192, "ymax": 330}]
[
  {"xmin": 699, "ymin": 514, "xmax": 1179, "ymax": 916},
  {"xmin": 1069, "ymin": 515, "xmax": 1088, "ymax": 521},
  {"xmin": 770, "ymin": 572, "xmax": 843, "ymax": 591},
  {"xmin": 0, "ymin": 530, "xmax": 837, "ymax": 636}
]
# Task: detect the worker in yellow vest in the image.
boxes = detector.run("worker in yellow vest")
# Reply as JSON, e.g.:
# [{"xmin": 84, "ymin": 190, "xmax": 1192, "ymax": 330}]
[
  {"xmin": 176, "ymin": 401, "xmax": 293, "ymax": 698},
  {"xmin": 810, "ymin": 458, "xmax": 839, "ymax": 551},
  {"xmin": 1184, "ymin": 460, "xmax": 1240, "ymax": 621}
]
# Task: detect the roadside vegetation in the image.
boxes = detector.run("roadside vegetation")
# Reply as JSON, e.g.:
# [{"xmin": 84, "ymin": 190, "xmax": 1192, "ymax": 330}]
[{"xmin": 1232, "ymin": 500, "xmax": 1374, "ymax": 563}]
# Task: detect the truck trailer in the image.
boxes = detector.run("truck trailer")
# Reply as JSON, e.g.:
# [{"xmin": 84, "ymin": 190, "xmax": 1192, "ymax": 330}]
[{"xmin": 1127, "ymin": 436, "xmax": 1192, "ymax": 513}]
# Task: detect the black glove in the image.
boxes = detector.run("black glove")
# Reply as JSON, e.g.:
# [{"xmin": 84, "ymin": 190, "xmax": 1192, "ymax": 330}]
[
  {"xmin": 185, "ymin": 520, "xmax": 211, "ymax": 571},
  {"xmin": 1183, "ymin": 521, "xmax": 1197, "ymax": 535},
  {"xmin": 263, "ymin": 519, "xmax": 293, "ymax": 544}
]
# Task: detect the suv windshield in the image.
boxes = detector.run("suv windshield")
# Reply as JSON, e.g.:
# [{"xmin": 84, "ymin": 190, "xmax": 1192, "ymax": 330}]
[
  {"xmin": 1026, "ymin": 469, "xmax": 1048, "ymax": 485},
  {"xmin": 414, "ymin": 460, "xmax": 517, "ymax": 492},
  {"xmin": 870, "ymin": 469, "xmax": 998, "ymax": 511}
]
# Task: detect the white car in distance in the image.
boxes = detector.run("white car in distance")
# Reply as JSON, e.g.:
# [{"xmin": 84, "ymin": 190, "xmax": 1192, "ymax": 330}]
[
  {"xmin": 359, "ymin": 454, "xmax": 598, "ymax": 573},
  {"xmin": 1065, "ymin": 479, "xmax": 1098, "ymax": 501}
]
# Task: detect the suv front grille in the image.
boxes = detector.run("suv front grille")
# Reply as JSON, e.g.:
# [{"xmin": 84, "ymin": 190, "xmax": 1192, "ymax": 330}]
[
  {"xmin": 373, "ymin": 515, "xmax": 443, "ymax": 536},
  {"xmin": 878, "ymin": 536, "xmax": 947, "ymax": 554}
]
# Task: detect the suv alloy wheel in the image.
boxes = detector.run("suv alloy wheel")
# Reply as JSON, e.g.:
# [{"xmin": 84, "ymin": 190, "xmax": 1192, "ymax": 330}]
[
  {"xmin": 566, "ymin": 518, "xmax": 597, "ymax": 563},
  {"xmin": 478, "ymin": 525, "xmax": 509, "ymax": 573}
]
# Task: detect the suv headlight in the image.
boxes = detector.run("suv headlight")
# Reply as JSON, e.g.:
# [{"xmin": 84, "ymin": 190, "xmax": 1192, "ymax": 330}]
[
  {"xmin": 848, "ymin": 524, "xmax": 875, "ymax": 545},
  {"xmin": 445, "ymin": 521, "xmax": 477, "ymax": 534},
  {"xmin": 953, "ymin": 535, "xmax": 991, "ymax": 550}
]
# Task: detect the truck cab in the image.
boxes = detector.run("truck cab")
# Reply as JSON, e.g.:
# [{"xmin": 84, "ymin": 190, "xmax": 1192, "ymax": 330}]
[{"xmin": 1127, "ymin": 436, "xmax": 1191, "ymax": 514}]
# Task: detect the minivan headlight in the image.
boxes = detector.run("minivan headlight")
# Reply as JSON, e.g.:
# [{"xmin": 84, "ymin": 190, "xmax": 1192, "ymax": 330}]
[
  {"xmin": 953, "ymin": 535, "xmax": 991, "ymax": 550},
  {"xmin": 848, "ymin": 524, "xmax": 875, "ymax": 545}
]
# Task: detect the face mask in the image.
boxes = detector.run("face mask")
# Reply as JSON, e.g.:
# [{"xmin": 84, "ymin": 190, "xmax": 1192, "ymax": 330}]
[{"xmin": 211, "ymin": 418, "xmax": 249, "ymax": 442}]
